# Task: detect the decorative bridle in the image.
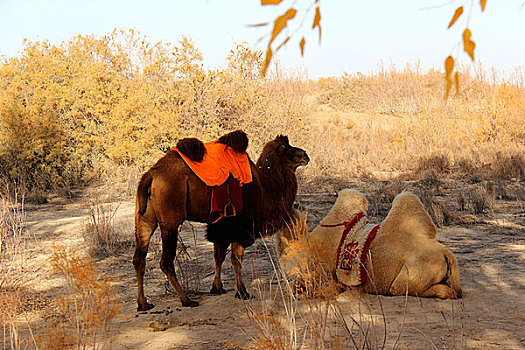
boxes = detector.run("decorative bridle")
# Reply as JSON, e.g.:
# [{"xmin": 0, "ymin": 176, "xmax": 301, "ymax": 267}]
[
  {"xmin": 320, "ymin": 212, "xmax": 366, "ymax": 231},
  {"xmin": 321, "ymin": 213, "xmax": 368, "ymax": 259}
]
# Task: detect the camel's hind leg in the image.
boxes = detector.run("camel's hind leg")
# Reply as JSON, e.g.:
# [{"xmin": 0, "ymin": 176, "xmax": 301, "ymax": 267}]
[
  {"xmin": 210, "ymin": 242, "xmax": 228, "ymax": 295},
  {"xmin": 419, "ymin": 284, "xmax": 455, "ymax": 299},
  {"xmin": 133, "ymin": 215, "xmax": 157, "ymax": 311},
  {"xmin": 231, "ymin": 242, "xmax": 251, "ymax": 299},
  {"xmin": 389, "ymin": 256, "xmax": 460, "ymax": 299},
  {"xmin": 159, "ymin": 223, "xmax": 199, "ymax": 307}
]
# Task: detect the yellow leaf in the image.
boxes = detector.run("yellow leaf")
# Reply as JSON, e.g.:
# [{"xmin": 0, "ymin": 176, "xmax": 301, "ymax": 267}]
[
  {"xmin": 262, "ymin": 47, "xmax": 273, "ymax": 76},
  {"xmin": 300, "ymin": 37, "xmax": 306, "ymax": 56},
  {"xmin": 312, "ymin": 7, "xmax": 322, "ymax": 42},
  {"xmin": 463, "ymin": 29, "xmax": 476, "ymax": 61},
  {"xmin": 448, "ymin": 6, "xmax": 463, "ymax": 29},
  {"xmin": 464, "ymin": 40, "xmax": 476, "ymax": 60},
  {"xmin": 269, "ymin": 8, "xmax": 297, "ymax": 48},
  {"xmin": 445, "ymin": 55, "xmax": 454, "ymax": 77},
  {"xmin": 462, "ymin": 28, "xmax": 472, "ymax": 41},
  {"xmin": 261, "ymin": 0, "xmax": 282, "ymax": 5},
  {"xmin": 444, "ymin": 56, "xmax": 454, "ymax": 98},
  {"xmin": 480, "ymin": 0, "xmax": 487, "ymax": 11}
]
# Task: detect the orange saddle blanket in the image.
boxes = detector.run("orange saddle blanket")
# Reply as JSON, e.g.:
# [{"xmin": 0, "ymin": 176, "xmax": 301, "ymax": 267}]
[
  {"xmin": 174, "ymin": 141, "xmax": 252, "ymax": 187},
  {"xmin": 173, "ymin": 141, "xmax": 252, "ymax": 220}
]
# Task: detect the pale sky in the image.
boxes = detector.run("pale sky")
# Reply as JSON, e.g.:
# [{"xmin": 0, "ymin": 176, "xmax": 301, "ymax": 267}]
[{"xmin": 0, "ymin": 0, "xmax": 523, "ymax": 78}]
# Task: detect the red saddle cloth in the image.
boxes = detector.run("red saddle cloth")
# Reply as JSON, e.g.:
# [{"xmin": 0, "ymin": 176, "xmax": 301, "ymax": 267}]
[
  {"xmin": 210, "ymin": 177, "xmax": 243, "ymax": 222},
  {"xmin": 173, "ymin": 141, "xmax": 252, "ymax": 221}
]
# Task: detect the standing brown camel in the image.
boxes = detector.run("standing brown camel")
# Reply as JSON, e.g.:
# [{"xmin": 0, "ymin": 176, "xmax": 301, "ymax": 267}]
[{"xmin": 133, "ymin": 132, "xmax": 309, "ymax": 311}]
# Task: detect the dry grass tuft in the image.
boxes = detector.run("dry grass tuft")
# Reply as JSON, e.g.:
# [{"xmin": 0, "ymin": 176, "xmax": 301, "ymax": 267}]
[
  {"xmin": 489, "ymin": 152, "xmax": 525, "ymax": 180},
  {"xmin": 467, "ymin": 184, "xmax": 494, "ymax": 214},
  {"xmin": 0, "ymin": 187, "xmax": 27, "ymax": 288},
  {"xmin": 417, "ymin": 154, "xmax": 450, "ymax": 174},
  {"xmin": 0, "ymin": 185, "xmax": 38, "ymax": 350},
  {"xmin": 172, "ymin": 224, "xmax": 204, "ymax": 295},
  {"xmin": 278, "ymin": 211, "xmax": 340, "ymax": 300},
  {"xmin": 82, "ymin": 200, "xmax": 132, "ymax": 257},
  {"xmin": 38, "ymin": 245, "xmax": 121, "ymax": 349}
]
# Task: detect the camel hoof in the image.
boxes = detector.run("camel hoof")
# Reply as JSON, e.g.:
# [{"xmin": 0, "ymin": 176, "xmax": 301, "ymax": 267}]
[
  {"xmin": 137, "ymin": 302, "xmax": 155, "ymax": 312},
  {"xmin": 181, "ymin": 299, "xmax": 199, "ymax": 307},
  {"xmin": 210, "ymin": 286, "xmax": 227, "ymax": 295},
  {"xmin": 235, "ymin": 291, "xmax": 254, "ymax": 300}
]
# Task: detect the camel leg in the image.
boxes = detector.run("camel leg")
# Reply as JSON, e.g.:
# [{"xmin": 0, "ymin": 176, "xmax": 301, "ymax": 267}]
[
  {"xmin": 159, "ymin": 224, "xmax": 199, "ymax": 307},
  {"xmin": 419, "ymin": 284, "xmax": 455, "ymax": 299},
  {"xmin": 231, "ymin": 242, "xmax": 251, "ymax": 299},
  {"xmin": 389, "ymin": 261, "xmax": 459, "ymax": 299},
  {"xmin": 210, "ymin": 242, "xmax": 228, "ymax": 295},
  {"xmin": 133, "ymin": 216, "xmax": 157, "ymax": 311}
]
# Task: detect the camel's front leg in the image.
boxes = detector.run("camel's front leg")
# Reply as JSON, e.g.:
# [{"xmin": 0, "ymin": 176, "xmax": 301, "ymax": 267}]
[
  {"xmin": 210, "ymin": 242, "xmax": 228, "ymax": 295},
  {"xmin": 231, "ymin": 242, "xmax": 251, "ymax": 299}
]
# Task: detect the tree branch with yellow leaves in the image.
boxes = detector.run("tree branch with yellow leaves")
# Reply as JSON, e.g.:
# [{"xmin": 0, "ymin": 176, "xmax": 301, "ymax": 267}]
[{"xmin": 256, "ymin": 0, "xmax": 491, "ymax": 98}]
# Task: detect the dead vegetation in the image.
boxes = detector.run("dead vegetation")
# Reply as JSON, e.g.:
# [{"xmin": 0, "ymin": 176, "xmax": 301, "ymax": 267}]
[{"xmin": 37, "ymin": 245, "xmax": 122, "ymax": 349}]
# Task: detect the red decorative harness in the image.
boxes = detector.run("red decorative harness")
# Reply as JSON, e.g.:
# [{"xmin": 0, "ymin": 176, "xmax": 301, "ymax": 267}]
[{"xmin": 321, "ymin": 213, "xmax": 380, "ymax": 286}]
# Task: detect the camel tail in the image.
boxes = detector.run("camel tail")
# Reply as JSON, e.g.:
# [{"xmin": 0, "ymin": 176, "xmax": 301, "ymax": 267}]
[
  {"xmin": 445, "ymin": 250, "xmax": 463, "ymax": 298},
  {"xmin": 137, "ymin": 170, "xmax": 153, "ymax": 215}
]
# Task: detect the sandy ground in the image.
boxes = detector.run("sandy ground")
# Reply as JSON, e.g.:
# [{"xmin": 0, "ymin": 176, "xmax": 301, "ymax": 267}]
[{"xmin": 9, "ymin": 178, "xmax": 525, "ymax": 349}]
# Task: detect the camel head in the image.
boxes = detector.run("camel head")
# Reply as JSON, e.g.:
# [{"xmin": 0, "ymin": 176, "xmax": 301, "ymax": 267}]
[
  {"xmin": 257, "ymin": 135, "xmax": 309, "ymax": 171},
  {"xmin": 321, "ymin": 189, "xmax": 368, "ymax": 225}
]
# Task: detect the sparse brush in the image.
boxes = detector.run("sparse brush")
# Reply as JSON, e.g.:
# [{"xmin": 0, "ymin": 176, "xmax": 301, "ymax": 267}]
[
  {"xmin": 2, "ymin": 34, "xmax": 524, "ymax": 193},
  {"xmin": 281, "ymin": 234, "xmax": 339, "ymax": 300},
  {"xmin": 467, "ymin": 185, "xmax": 494, "ymax": 214},
  {"xmin": 412, "ymin": 189, "xmax": 458, "ymax": 227},
  {"xmin": 0, "ymin": 184, "xmax": 38, "ymax": 350},
  {"xmin": 278, "ymin": 211, "xmax": 339, "ymax": 300},
  {"xmin": 0, "ymin": 287, "xmax": 23, "ymax": 350},
  {"xmin": 457, "ymin": 192, "xmax": 467, "ymax": 211},
  {"xmin": 83, "ymin": 200, "xmax": 130, "ymax": 257},
  {"xmin": 490, "ymin": 152, "xmax": 525, "ymax": 180},
  {"xmin": 38, "ymin": 245, "xmax": 121, "ymax": 349},
  {"xmin": 0, "ymin": 186, "xmax": 27, "ymax": 286},
  {"xmin": 167, "ymin": 223, "xmax": 203, "ymax": 295},
  {"xmin": 417, "ymin": 154, "xmax": 450, "ymax": 175},
  {"xmin": 367, "ymin": 181, "xmax": 407, "ymax": 219}
]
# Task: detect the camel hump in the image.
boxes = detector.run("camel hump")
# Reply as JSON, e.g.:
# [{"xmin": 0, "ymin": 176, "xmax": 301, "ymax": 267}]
[
  {"xmin": 382, "ymin": 191, "xmax": 437, "ymax": 239},
  {"xmin": 321, "ymin": 189, "xmax": 368, "ymax": 225},
  {"xmin": 177, "ymin": 137, "xmax": 206, "ymax": 162},
  {"xmin": 217, "ymin": 130, "xmax": 248, "ymax": 153}
]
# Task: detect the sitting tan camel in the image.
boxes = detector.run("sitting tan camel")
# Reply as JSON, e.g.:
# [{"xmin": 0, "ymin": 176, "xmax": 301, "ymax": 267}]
[{"xmin": 279, "ymin": 190, "xmax": 462, "ymax": 299}]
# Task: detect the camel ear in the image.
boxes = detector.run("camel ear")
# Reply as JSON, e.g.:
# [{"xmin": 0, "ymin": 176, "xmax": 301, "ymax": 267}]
[{"xmin": 275, "ymin": 135, "xmax": 289, "ymax": 145}]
